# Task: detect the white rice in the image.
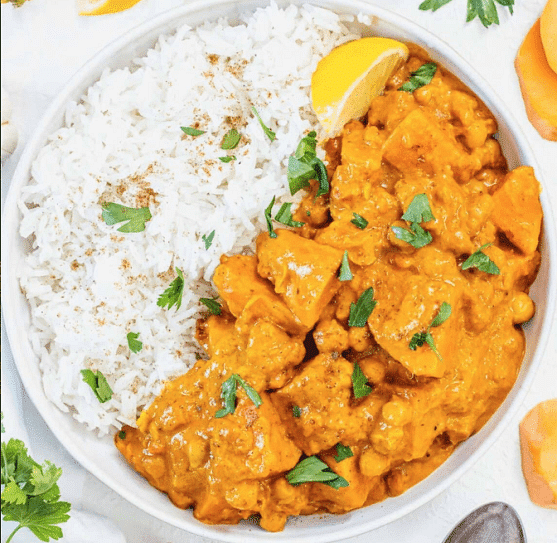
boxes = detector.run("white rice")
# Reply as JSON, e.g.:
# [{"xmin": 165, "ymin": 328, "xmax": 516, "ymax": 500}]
[{"xmin": 17, "ymin": 2, "xmax": 366, "ymax": 435}]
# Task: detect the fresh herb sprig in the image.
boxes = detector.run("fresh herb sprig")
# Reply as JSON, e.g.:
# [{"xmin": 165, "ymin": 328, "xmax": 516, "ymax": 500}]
[
  {"xmin": 181, "ymin": 126, "xmax": 205, "ymax": 137},
  {"xmin": 1, "ymin": 414, "xmax": 71, "ymax": 543},
  {"xmin": 215, "ymin": 374, "xmax": 262, "ymax": 418},
  {"xmin": 391, "ymin": 193, "xmax": 435, "ymax": 249},
  {"xmin": 275, "ymin": 203, "xmax": 305, "ymax": 228},
  {"xmin": 287, "ymin": 131, "xmax": 329, "ymax": 198},
  {"xmin": 286, "ymin": 456, "xmax": 349, "ymax": 489},
  {"xmin": 399, "ymin": 62, "xmax": 437, "ymax": 92},
  {"xmin": 351, "ymin": 213, "xmax": 368, "ymax": 229},
  {"xmin": 333, "ymin": 444, "xmax": 354, "ymax": 463},
  {"xmin": 461, "ymin": 243, "xmax": 500, "ymax": 274},
  {"xmin": 409, "ymin": 302, "xmax": 452, "ymax": 360},
  {"xmin": 157, "ymin": 268, "xmax": 185, "ymax": 311},
  {"xmin": 202, "ymin": 230, "xmax": 215, "ymax": 250},
  {"xmin": 81, "ymin": 369, "xmax": 113, "ymax": 403},
  {"xmin": 221, "ymin": 129, "xmax": 241, "ymax": 150},
  {"xmin": 251, "ymin": 107, "xmax": 276, "ymax": 141},
  {"xmin": 101, "ymin": 202, "xmax": 152, "ymax": 233},
  {"xmin": 200, "ymin": 297, "xmax": 222, "ymax": 315},
  {"xmin": 338, "ymin": 251, "xmax": 353, "ymax": 281},
  {"xmin": 419, "ymin": 0, "xmax": 514, "ymax": 28},
  {"xmin": 127, "ymin": 332, "xmax": 142, "ymax": 353},
  {"xmin": 351, "ymin": 362, "xmax": 372, "ymax": 398},
  {"xmin": 348, "ymin": 287, "xmax": 377, "ymax": 327}
]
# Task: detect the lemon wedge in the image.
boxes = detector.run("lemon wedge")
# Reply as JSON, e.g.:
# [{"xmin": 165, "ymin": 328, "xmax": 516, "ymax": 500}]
[
  {"xmin": 311, "ymin": 37, "xmax": 409, "ymax": 136},
  {"xmin": 78, "ymin": 0, "xmax": 142, "ymax": 16}
]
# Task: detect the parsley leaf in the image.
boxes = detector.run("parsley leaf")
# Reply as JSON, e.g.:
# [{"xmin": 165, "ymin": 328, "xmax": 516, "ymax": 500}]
[
  {"xmin": 348, "ymin": 287, "xmax": 376, "ymax": 327},
  {"xmin": 351, "ymin": 362, "xmax": 372, "ymax": 399},
  {"xmin": 275, "ymin": 203, "xmax": 305, "ymax": 228},
  {"xmin": 2, "ymin": 496, "xmax": 71, "ymax": 542},
  {"xmin": 181, "ymin": 126, "xmax": 205, "ymax": 137},
  {"xmin": 265, "ymin": 196, "xmax": 278, "ymax": 238},
  {"xmin": 1, "ymin": 418, "xmax": 71, "ymax": 543},
  {"xmin": 461, "ymin": 243, "xmax": 500, "ymax": 274},
  {"xmin": 202, "ymin": 230, "xmax": 215, "ymax": 250},
  {"xmin": 467, "ymin": 0, "xmax": 514, "ymax": 27},
  {"xmin": 251, "ymin": 106, "xmax": 276, "ymax": 142},
  {"xmin": 215, "ymin": 374, "xmax": 262, "ymax": 418},
  {"xmin": 221, "ymin": 129, "xmax": 241, "ymax": 150},
  {"xmin": 218, "ymin": 156, "xmax": 236, "ymax": 163},
  {"xmin": 333, "ymin": 444, "xmax": 354, "ymax": 463},
  {"xmin": 286, "ymin": 456, "xmax": 349, "ymax": 489},
  {"xmin": 157, "ymin": 267, "xmax": 185, "ymax": 311},
  {"xmin": 409, "ymin": 302, "xmax": 451, "ymax": 360},
  {"xmin": 339, "ymin": 251, "xmax": 353, "ymax": 281},
  {"xmin": 80, "ymin": 369, "xmax": 113, "ymax": 403},
  {"xmin": 101, "ymin": 202, "xmax": 152, "ymax": 233},
  {"xmin": 392, "ymin": 222, "xmax": 433, "ymax": 249},
  {"xmin": 401, "ymin": 194, "xmax": 435, "ymax": 223},
  {"xmin": 200, "ymin": 297, "xmax": 222, "ymax": 315},
  {"xmin": 287, "ymin": 131, "xmax": 329, "ymax": 197},
  {"xmin": 351, "ymin": 213, "xmax": 368, "ymax": 229},
  {"xmin": 127, "ymin": 332, "xmax": 142, "ymax": 353},
  {"xmin": 399, "ymin": 63, "xmax": 437, "ymax": 92},
  {"xmin": 419, "ymin": 0, "xmax": 453, "ymax": 11},
  {"xmin": 293, "ymin": 406, "xmax": 302, "ymax": 418}
]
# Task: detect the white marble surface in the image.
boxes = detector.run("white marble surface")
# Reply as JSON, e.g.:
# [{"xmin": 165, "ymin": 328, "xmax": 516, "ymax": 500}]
[{"xmin": 1, "ymin": 0, "xmax": 556, "ymax": 542}]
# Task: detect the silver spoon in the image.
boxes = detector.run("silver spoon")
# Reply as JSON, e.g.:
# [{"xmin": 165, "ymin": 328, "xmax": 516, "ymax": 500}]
[{"xmin": 442, "ymin": 502, "xmax": 526, "ymax": 543}]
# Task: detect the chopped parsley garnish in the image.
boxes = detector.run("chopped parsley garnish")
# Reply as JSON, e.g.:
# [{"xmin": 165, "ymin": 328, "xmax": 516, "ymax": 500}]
[
  {"xmin": 339, "ymin": 251, "xmax": 353, "ymax": 281},
  {"xmin": 287, "ymin": 131, "xmax": 329, "ymax": 198},
  {"xmin": 181, "ymin": 126, "xmax": 205, "ymax": 137},
  {"xmin": 392, "ymin": 193, "xmax": 435, "ymax": 249},
  {"xmin": 293, "ymin": 406, "xmax": 302, "ymax": 418},
  {"xmin": 218, "ymin": 156, "xmax": 236, "ymax": 163},
  {"xmin": 101, "ymin": 202, "xmax": 152, "ymax": 233},
  {"xmin": 401, "ymin": 193, "xmax": 435, "ymax": 223},
  {"xmin": 419, "ymin": 0, "xmax": 514, "ymax": 28},
  {"xmin": 1, "ymin": 416, "xmax": 71, "ymax": 543},
  {"xmin": 286, "ymin": 456, "xmax": 349, "ymax": 489},
  {"xmin": 251, "ymin": 106, "xmax": 276, "ymax": 142},
  {"xmin": 409, "ymin": 302, "xmax": 452, "ymax": 360},
  {"xmin": 398, "ymin": 62, "xmax": 437, "ymax": 92},
  {"xmin": 351, "ymin": 362, "xmax": 372, "ymax": 399},
  {"xmin": 202, "ymin": 230, "xmax": 215, "ymax": 250},
  {"xmin": 333, "ymin": 444, "xmax": 354, "ymax": 463},
  {"xmin": 80, "ymin": 369, "xmax": 113, "ymax": 403},
  {"xmin": 127, "ymin": 332, "xmax": 142, "ymax": 354},
  {"xmin": 157, "ymin": 267, "xmax": 184, "ymax": 311},
  {"xmin": 275, "ymin": 203, "xmax": 305, "ymax": 228},
  {"xmin": 392, "ymin": 222, "xmax": 433, "ymax": 249},
  {"xmin": 461, "ymin": 243, "xmax": 500, "ymax": 274},
  {"xmin": 200, "ymin": 297, "xmax": 222, "ymax": 315},
  {"xmin": 348, "ymin": 287, "xmax": 376, "ymax": 327},
  {"xmin": 351, "ymin": 213, "xmax": 368, "ymax": 229},
  {"xmin": 118, "ymin": 431, "xmax": 126, "ymax": 440},
  {"xmin": 265, "ymin": 196, "xmax": 278, "ymax": 238},
  {"xmin": 221, "ymin": 129, "xmax": 241, "ymax": 150},
  {"xmin": 215, "ymin": 374, "xmax": 262, "ymax": 418}
]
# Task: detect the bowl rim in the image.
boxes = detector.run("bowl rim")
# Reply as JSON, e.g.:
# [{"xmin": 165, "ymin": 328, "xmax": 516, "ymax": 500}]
[{"xmin": 2, "ymin": 0, "xmax": 556, "ymax": 541}]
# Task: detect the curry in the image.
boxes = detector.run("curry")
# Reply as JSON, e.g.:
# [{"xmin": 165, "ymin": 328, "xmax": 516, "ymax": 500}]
[{"xmin": 115, "ymin": 45, "xmax": 542, "ymax": 531}]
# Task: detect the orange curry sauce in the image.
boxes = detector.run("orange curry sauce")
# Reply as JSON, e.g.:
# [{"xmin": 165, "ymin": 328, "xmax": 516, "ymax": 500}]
[{"xmin": 115, "ymin": 46, "xmax": 542, "ymax": 531}]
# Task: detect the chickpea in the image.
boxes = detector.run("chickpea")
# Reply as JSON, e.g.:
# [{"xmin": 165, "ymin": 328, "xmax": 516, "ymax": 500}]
[
  {"xmin": 381, "ymin": 399, "xmax": 412, "ymax": 426},
  {"xmin": 358, "ymin": 357, "xmax": 386, "ymax": 384},
  {"xmin": 225, "ymin": 481, "xmax": 259, "ymax": 510},
  {"xmin": 359, "ymin": 447, "xmax": 390, "ymax": 477},
  {"xmin": 348, "ymin": 326, "xmax": 373, "ymax": 352},
  {"xmin": 313, "ymin": 318, "xmax": 349, "ymax": 353},
  {"xmin": 511, "ymin": 292, "xmax": 535, "ymax": 324},
  {"xmin": 371, "ymin": 425, "xmax": 405, "ymax": 454}
]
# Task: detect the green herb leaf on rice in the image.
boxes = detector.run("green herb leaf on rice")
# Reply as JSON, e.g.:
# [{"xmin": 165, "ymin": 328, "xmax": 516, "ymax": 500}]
[
  {"xmin": 251, "ymin": 106, "xmax": 276, "ymax": 141},
  {"xmin": 200, "ymin": 297, "xmax": 222, "ymax": 315},
  {"xmin": 202, "ymin": 230, "xmax": 215, "ymax": 250},
  {"xmin": 181, "ymin": 126, "xmax": 206, "ymax": 136},
  {"xmin": 101, "ymin": 202, "xmax": 152, "ymax": 233},
  {"xmin": 265, "ymin": 196, "xmax": 278, "ymax": 238},
  {"xmin": 221, "ymin": 129, "xmax": 241, "ymax": 150},
  {"xmin": 127, "ymin": 332, "xmax": 142, "ymax": 354},
  {"xmin": 218, "ymin": 156, "xmax": 236, "ymax": 163},
  {"xmin": 80, "ymin": 369, "xmax": 113, "ymax": 403},
  {"xmin": 157, "ymin": 268, "xmax": 185, "ymax": 311}
]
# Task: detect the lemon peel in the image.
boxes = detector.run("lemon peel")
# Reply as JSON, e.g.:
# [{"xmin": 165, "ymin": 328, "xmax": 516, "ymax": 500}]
[
  {"xmin": 77, "ymin": 0, "xmax": 142, "ymax": 16},
  {"xmin": 311, "ymin": 37, "xmax": 409, "ymax": 136}
]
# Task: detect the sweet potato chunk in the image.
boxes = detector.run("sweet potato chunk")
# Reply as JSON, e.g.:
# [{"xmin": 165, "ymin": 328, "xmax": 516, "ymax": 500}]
[
  {"xmin": 491, "ymin": 166, "xmax": 542, "ymax": 254},
  {"xmin": 256, "ymin": 230, "xmax": 344, "ymax": 328}
]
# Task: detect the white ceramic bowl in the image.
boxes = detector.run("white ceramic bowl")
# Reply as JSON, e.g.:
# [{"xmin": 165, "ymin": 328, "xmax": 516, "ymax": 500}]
[{"xmin": 2, "ymin": 1, "xmax": 556, "ymax": 542}]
